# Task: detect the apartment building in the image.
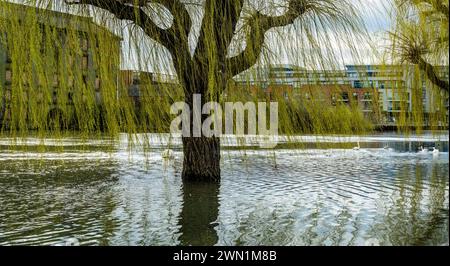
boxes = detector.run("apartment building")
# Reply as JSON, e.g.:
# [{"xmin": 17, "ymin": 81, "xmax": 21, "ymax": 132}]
[
  {"xmin": 233, "ymin": 64, "xmax": 448, "ymax": 126},
  {"xmin": 0, "ymin": 2, "xmax": 121, "ymax": 129}
]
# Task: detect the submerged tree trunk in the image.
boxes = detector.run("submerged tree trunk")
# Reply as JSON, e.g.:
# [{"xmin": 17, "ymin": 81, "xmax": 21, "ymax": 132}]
[
  {"xmin": 182, "ymin": 136, "xmax": 221, "ymax": 182},
  {"xmin": 182, "ymin": 74, "xmax": 224, "ymax": 182}
]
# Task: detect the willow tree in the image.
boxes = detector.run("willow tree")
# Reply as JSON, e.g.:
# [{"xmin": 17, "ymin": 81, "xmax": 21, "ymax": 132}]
[
  {"xmin": 390, "ymin": 0, "xmax": 449, "ymax": 92},
  {"xmin": 387, "ymin": 0, "xmax": 449, "ymax": 130},
  {"xmin": 1, "ymin": 0, "xmax": 367, "ymax": 182}
]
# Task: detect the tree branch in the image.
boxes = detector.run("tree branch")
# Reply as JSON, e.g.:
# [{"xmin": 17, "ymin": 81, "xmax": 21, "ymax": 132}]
[
  {"xmin": 65, "ymin": 0, "xmax": 174, "ymax": 49},
  {"xmin": 65, "ymin": 0, "xmax": 198, "ymax": 83},
  {"xmin": 417, "ymin": 57, "xmax": 450, "ymax": 93},
  {"xmin": 116, "ymin": 0, "xmax": 192, "ymax": 33},
  {"xmin": 226, "ymin": 0, "xmax": 311, "ymax": 77},
  {"xmin": 194, "ymin": 0, "xmax": 245, "ymax": 68},
  {"xmin": 413, "ymin": 0, "xmax": 449, "ymax": 19},
  {"xmin": 151, "ymin": 0, "xmax": 192, "ymax": 39}
]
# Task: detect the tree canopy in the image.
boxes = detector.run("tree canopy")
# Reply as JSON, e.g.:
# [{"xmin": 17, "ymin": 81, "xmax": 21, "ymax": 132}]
[{"xmin": 0, "ymin": 0, "xmax": 371, "ymax": 138}]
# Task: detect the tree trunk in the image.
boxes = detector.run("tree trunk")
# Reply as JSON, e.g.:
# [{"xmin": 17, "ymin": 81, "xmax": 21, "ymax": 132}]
[
  {"xmin": 182, "ymin": 136, "xmax": 220, "ymax": 182},
  {"xmin": 178, "ymin": 63, "xmax": 225, "ymax": 182}
]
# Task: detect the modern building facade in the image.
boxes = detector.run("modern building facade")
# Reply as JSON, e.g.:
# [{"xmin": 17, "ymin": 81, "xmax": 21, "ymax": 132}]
[{"xmin": 233, "ymin": 64, "xmax": 449, "ymax": 127}]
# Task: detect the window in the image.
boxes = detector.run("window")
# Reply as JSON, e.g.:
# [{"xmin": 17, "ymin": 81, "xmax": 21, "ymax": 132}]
[
  {"xmin": 52, "ymin": 91, "xmax": 57, "ymax": 104},
  {"xmin": 286, "ymin": 72, "xmax": 294, "ymax": 78},
  {"xmin": 95, "ymin": 78, "xmax": 101, "ymax": 90},
  {"xmin": 362, "ymin": 101, "xmax": 371, "ymax": 110},
  {"xmin": 68, "ymin": 77, "xmax": 74, "ymax": 88},
  {"xmin": 363, "ymin": 92, "xmax": 372, "ymax": 100},
  {"xmin": 82, "ymin": 56, "xmax": 89, "ymax": 69},
  {"xmin": 348, "ymin": 72, "xmax": 358, "ymax": 78},
  {"xmin": 81, "ymin": 37, "xmax": 88, "ymax": 50},
  {"xmin": 354, "ymin": 81, "xmax": 363, "ymax": 89},
  {"xmin": 6, "ymin": 53, "xmax": 12, "ymax": 63},
  {"xmin": 5, "ymin": 70, "xmax": 12, "ymax": 83},
  {"xmin": 52, "ymin": 75, "xmax": 58, "ymax": 87},
  {"xmin": 341, "ymin": 92, "xmax": 349, "ymax": 101},
  {"xmin": 68, "ymin": 92, "xmax": 73, "ymax": 103}
]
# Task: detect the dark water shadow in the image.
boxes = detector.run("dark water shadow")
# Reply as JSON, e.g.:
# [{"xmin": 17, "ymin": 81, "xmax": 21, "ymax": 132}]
[{"xmin": 178, "ymin": 181, "xmax": 220, "ymax": 246}]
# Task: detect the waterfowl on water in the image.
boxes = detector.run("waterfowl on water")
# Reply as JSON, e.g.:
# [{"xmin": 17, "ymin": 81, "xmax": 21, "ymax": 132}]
[
  {"xmin": 162, "ymin": 149, "xmax": 174, "ymax": 159},
  {"xmin": 432, "ymin": 147, "xmax": 439, "ymax": 155},
  {"xmin": 418, "ymin": 146, "xmax": 428, "ymax": 153}
]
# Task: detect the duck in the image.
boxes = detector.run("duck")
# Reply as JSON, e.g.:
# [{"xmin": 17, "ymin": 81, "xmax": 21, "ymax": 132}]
[
  {"xmin": 353, "ymin": 141, "xmax": 360, "ymax": 150},
  {"xmin": 162, "ymin": 149, "xmax": 174, "ymax": 159}
]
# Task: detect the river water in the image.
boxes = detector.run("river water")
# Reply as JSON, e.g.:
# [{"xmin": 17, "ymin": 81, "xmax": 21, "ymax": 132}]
[{"xmin": 0, "ymin": 132, "xmax": 448, "ymax": 246}]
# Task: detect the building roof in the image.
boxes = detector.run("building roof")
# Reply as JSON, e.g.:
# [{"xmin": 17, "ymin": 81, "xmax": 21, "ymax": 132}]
[{"xmin": 0, "ymin": 1, "xmax": 121, "ymax": 40}]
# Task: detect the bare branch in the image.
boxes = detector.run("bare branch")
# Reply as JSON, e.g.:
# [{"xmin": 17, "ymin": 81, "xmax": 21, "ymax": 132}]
[
  {"xmin": 64, "ymin": 0, "xmax": 188, "ymax": 54},
  {"xmin": 151, "ymin": 0, "xmax": 192, "ymax": 38},
  {"xmin": 226, "ymin": 0, "xmax": 311, "ymax": 77},
  {"xmin": 115, "ymin": 0, "xmax": 192, "ymax": 35}
]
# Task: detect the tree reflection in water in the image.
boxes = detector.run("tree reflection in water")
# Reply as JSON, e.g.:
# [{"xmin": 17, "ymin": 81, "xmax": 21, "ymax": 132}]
[{"xmin": 178, "ymin": 181, "xmax": 220, "ymax": 246}]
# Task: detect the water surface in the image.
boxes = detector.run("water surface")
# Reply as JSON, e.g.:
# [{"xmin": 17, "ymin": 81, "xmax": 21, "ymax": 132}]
[{"xmin": 0, "ymin": 133, "xmax": 448, "ymax": 246}]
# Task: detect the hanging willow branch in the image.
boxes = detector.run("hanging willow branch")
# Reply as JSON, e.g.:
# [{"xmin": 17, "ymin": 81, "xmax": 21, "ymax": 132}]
[
  {"xmin": 0, "ymin": 0, "xmax": 380, "ymax": 141},
  {"xmin": 391, "ymin": 0, "xmax": 449, "ymax": 93}
]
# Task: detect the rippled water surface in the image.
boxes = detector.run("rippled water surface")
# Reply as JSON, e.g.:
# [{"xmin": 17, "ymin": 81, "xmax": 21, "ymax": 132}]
[{"xmin": 0, "ymin": 133, "xmax": 448, "ymax": 246}]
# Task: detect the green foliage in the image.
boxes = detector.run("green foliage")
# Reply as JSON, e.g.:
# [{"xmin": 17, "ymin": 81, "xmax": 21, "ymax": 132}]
[
  {"xmin": 388, "ymin": 0, "xmax": 449, "ymax": 133},
  {"xmin": 2, "ymin": 0, "xmax": 436, "ymax": 152}
]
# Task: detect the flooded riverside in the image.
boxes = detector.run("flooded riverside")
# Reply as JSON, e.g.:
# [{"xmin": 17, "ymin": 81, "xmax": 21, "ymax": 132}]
[{"xmin": 0, "ymin": 132, "xmax": 448, "ymax": 246}]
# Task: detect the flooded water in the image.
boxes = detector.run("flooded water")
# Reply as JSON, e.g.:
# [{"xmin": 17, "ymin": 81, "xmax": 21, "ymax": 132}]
[{"xmin": 0, "ymin": 133, "xmax": 448, "ymax": 246}]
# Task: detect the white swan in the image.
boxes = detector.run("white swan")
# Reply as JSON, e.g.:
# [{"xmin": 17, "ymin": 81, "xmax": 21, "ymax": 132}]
[
  {"xmin": 383, "ymin": 145, "xmax": 394, "ymax": 152},
  {"xmin": 64, "ymin": 238, "xmax": 80, "ymax": 246},
  {"xmin": 353, "ymin": 141, "xmax": 360, "ymax": 150},
  {"xmin": 432, "ymin": 147, "xmax": 439, "ymax": 156},
  {"xmin": 162, "ymin": 149, "xmax": 174, "ymax": 159},
  {"xmin": 418, "ymin": 146, "xmax": 428, "ymax": 154}
]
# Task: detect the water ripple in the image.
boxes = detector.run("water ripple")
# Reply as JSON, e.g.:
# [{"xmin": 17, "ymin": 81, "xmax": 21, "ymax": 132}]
[{"xmin": 0, "ymin": 134, "xmax": 448, "ymax": 246}]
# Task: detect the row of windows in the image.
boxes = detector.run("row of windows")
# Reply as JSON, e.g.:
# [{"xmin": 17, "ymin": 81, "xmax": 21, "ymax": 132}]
[
  {"xmin": 347, "ymin": 71, "xmax": 403, "ymax": 78},
  {"xmin": 270, "ymin": 71, "xmax": 405, "ymax": 79},
  {"xmin": 3, "ymin": 53, "xmax": 91, "ymax": 83},
  {"xmin": 302, "ymin": 92, "xmax": 375, "ymax": 101},
  {"xmin": 3, "ymin": 53, "xmax": 89, "ymax": 68},
  {"xmin": 353, "ymin": 80, "xmax": 406, "ymax": 89},
  {"xmin": 270, "ymin": 72, "xmax": 346, "ymax": 79},
  {"xmin": 3, "ymin": 71, "xmax": 100, "ymax": 89},
  {"xmin": 0, "ymin": 90, "xmax": 99, "ymax": 106}
]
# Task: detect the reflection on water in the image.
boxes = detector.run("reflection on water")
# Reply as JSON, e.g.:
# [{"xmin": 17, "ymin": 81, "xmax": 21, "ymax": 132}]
[
  {"xmin": 0, "ymin": 133, "xmax": 448, "ymax": 246},
  {"xmin": 179, "ymin": 182, "xmax": 220, "ymax": 246}
]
